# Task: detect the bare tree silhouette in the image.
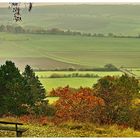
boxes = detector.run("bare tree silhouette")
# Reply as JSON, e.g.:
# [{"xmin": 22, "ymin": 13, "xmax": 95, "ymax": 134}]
[{"xmin": 9, "ymin": 3, "xmax": 32, "ymax": 22}]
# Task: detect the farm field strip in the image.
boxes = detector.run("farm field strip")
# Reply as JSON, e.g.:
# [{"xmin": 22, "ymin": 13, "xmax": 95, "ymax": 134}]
[
  {"xmin": 121, "ymin": 68, "xmax": 140, "ymax": 77},
  {"xmin": 36, "ymin": 71, "xmax": 123, "ymax": 92},
  {"xmin": 40, "ymin": 78, "xmax": 98, "ymax": 92}
]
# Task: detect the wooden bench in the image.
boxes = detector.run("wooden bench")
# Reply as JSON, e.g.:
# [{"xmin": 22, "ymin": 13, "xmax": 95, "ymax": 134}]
[{"xmin": 0, "ymin": 121, "xmax": 28, "ymax": 137}]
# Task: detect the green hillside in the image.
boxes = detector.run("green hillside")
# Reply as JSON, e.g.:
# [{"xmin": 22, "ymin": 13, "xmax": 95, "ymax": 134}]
[
  {"xmin": 1, "ymin": 4, "xmax": 140, "ymax": 69},
  {"xmin": 0, "ymin": 32, "xmax": 140, "ymax": 69},
  {"xmin": 1, "ymin": 5, "xmax": 140, "ymax": 35}
]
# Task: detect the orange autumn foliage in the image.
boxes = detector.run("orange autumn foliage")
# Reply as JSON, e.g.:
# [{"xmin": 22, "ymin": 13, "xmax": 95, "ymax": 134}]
[
  {"xmin": 19, "ymin": 115, "xmax": 48, "ymax": 125},
  {"xmin": 50, "ymin": 85, "xmax": 75, "ymax": 98},
  {"xmin": 53, "ymin": 87, "xmax": 104, "ymax": 124}
]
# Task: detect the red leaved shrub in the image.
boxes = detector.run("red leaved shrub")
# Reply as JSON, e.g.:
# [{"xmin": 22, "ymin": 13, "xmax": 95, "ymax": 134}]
[
  {"xmin": 37, "ymin": 116, "xmax": 48, "ymax": 125},
  {"xmin": 19, "ymin": 114, "xmax": 35, "ymax": 124},
  {"xmin": 53, "ymin": 87, "xmax": 104, "ymax": 124},
  {"xmin": 19, "ymin": 115, "xmax": 48, "ymax": 125},
  {"xmin": 50, "ymin": 85, "xmax": 76, "ymax": 98}
]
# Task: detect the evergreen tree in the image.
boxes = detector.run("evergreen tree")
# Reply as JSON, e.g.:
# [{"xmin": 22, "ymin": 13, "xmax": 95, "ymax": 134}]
[
  {"xmin": 22, "ymin": 65, "xmax": 46, "ymax": 106},
  {"xmin": 0, "ymin": 61, "xmax": 23, "ymax": 115},
  {"xmin": 0, "ymin": 61, "xmax": 46, "ymax": 115}
]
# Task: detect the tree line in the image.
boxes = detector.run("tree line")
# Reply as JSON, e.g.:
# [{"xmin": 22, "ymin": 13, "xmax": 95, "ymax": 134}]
[
  {"xmin": 1, "ymin": 24, "xmax": 140, "ymax": 39},
  {"xmin": 40, "ymin": 73, "xmax": 100, "ymax": 79},
  {"xmin": 35, "ymin": 64, "xmax": 119, "ymax": 72}
]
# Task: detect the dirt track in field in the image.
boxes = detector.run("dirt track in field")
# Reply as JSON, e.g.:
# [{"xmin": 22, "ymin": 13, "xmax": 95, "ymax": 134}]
[{"xmin": 0, "ymin": 57, "xmax": 85, "ymax": 71}]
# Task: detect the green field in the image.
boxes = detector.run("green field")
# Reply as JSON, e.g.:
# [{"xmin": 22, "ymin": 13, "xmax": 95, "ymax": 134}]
[
  {"xmin": 120, "ymin": 68, "xmax": 140, "ymax": 77},
  {"xmin": 1, "ymin": 32, "xmax": 140, "ymax": 70},
  {"xmin": 127, "ymin": 68, "xmax": 140, "ymax": 77},
  {"xmin": 36, "ymin": 71, "xmax": 123, "ymax": 92},
  {"xmin": 1, "ymin": 5, "xmax": 140, "ymax": 36}
]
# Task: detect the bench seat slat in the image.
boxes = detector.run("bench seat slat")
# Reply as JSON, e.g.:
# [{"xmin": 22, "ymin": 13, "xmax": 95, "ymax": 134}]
[{"xmin": 0, "ymin": 126, "xmax": 28, "ymax": 132}]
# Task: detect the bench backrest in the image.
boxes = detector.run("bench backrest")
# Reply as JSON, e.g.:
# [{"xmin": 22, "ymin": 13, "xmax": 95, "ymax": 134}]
[{"xmin": 0, "ymin": 121, "xmax": 23, "ymax": 125}]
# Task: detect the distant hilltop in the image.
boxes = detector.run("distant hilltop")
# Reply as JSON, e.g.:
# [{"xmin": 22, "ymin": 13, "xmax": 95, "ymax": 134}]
[{"xmin": 0, "ymin": 2, "xmax": 140, "ymax": 8}]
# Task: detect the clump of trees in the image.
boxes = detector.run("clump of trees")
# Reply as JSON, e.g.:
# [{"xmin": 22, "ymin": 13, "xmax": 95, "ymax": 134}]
[
  {"xmin": 50, "ymin": 75, "xmax": 140, "ymax": 130},
  {"xmin": 0, "ymin": 25, "xmax": 25, "ymax": 33},
  {"xmin": 93, "ymin": 74, "xmax": 140, "ymax": 127},
  {"xmin": 79, "ymin": 64, "xmax": 119, "ymax": 71},
  {"xmin": 0, "ymin": 61, "xmax": 46, "ymax": 116}
]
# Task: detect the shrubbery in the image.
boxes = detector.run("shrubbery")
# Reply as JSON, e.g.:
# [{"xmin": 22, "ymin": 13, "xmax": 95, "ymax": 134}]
[
  {"xmin": 93, "ymin": 74, "xmax": 140, "ymax": 126},
  {"xmin": 50, "ymin": 75, "xmax": 140, "ymax": 130},
  {"xmin": 48, "ymin": 73, "xmax": 99, "ymax": 78},
  {"xmin": 0, "ymin": 61, "xmax": 140, "ymax": 131},
  {"xmin": 50, "ymin": 86, "xmax": 76, "ymax": 97},
  {"xmin": 19, "ymin": 114, "xmax": 49, "ymax": 125},
  {"xmin": 129, "ymin": 100, "xmax": 140, "ymax": 129},
  {"xmin": 32, "ymin": 100, "xmax": 56, "ymax": 117},
  {"xmin": 53, "ymin": 86, "xmax": 104, "ymax": 124}
]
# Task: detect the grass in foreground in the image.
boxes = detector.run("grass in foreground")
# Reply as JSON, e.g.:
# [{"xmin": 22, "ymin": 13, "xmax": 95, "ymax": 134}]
[{"xmin": 0, "ymin": 122, "xmax": 140, "ymax": 137}]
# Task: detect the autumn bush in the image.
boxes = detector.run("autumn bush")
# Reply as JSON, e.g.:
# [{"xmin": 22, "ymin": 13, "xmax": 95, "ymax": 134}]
[
  {"xmin": 50, "ymin": 85, "xmax": 76, "ymax": 97},
  {"xmin": 31, "ymin": 100, "xmax": 56, "ymax": 117},
  {"xmin": 53, "ymin": 87, "xmax": 105, "ymax": 124},
  {"xmin": 129, "ymin": 107, "xmax": 140, "ymax": 130},
  {"xmin": 19, "ymin": 114, "xmax": 35, "ymax": 124},
  {"xmin": 93, "ymin": 74, "xmax": 140, "ymax": 125},
  {"xmin": 19, "ymin": 114, "xmax": 49, "ymax": 125},
  {"xmin": 128, "ymin": 99, "xmax": 140, "ymax": 130}
]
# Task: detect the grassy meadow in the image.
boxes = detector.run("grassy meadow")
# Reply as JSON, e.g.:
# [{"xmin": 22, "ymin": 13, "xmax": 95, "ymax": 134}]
[
  {"xmin": 36, "ymin": 71, "xmax": 123, "ymax": 92},
  {"xmin": 1, "ymin": 123, "xmax": 140, "ymax": 137}
]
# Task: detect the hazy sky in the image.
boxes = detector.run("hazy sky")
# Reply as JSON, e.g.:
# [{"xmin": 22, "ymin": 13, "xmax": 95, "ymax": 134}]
[
  {"xmin": 0, "ymin": 3, "xmax": 49, "ymax": 7},
  {"xmin": 0, "ymin": 3, "xmax": 8, "ymax": 7},
  {"xmin": 0, "ymin": 2, "xmax": 139, "ymax": 7}
]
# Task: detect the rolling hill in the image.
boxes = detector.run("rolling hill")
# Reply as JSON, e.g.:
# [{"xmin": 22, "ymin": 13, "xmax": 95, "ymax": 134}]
[
  {"xmin": 0, "ymin": 4, "xmax": 140, "ymax": 70},
  {"xmin": 1, "ymin": 4, "xmax": 140, "ymax": 35}
]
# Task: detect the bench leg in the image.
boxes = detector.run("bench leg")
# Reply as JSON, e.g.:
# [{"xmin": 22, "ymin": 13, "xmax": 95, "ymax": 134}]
[{"xmin": 16, "ymin": 131, "xmax": 22, "ymax": 137}]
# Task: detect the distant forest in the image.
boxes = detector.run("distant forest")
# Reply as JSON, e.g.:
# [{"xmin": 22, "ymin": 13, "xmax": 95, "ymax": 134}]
[{"xmin": 1, "ymin": 24, "xmax": 140, "ymax": 39}]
